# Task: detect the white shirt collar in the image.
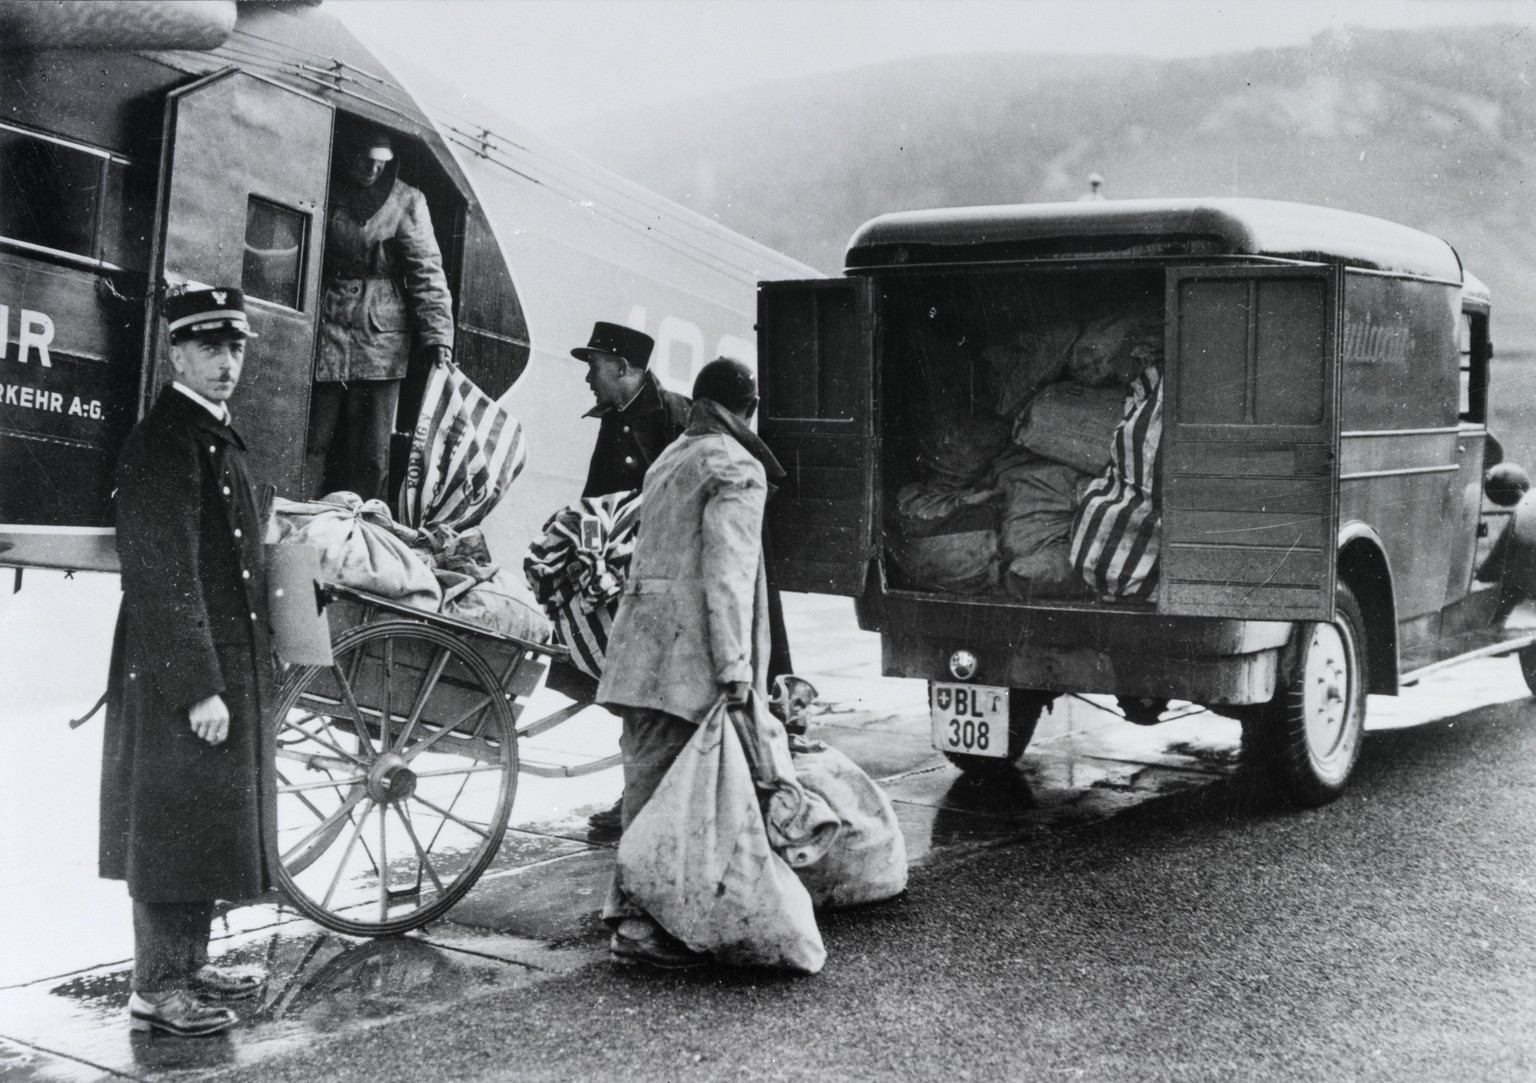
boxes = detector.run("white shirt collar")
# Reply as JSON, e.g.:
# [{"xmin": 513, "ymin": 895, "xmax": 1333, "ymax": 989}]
[{"xmin": 171, "ymin": 381, "xmax": 231, "ymax": 425}]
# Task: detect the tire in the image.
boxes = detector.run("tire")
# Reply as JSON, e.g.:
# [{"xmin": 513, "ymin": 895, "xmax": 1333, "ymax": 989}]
[
  {"xmin": 1241, "ymin": 583, "xmax": 1368, "ymax": 808},
  {"xmin": 1517, "ymin": 643, "xmax": 1536, "ymax": 697},
  {"xmin": 942, "ymin": 690, "xmax": 1052, "ymax": 779}
]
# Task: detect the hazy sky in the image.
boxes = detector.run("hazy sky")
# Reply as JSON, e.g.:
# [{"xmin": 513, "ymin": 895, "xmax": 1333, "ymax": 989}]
[{"xmin": 330, "ymin": 0, "xmax": 1534, "ymax": 130}]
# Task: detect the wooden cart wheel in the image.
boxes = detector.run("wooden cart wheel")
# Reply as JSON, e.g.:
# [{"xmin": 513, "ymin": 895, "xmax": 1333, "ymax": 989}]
[{"xmin": 272, "ymin": 619, "xmax": 519, "ymax": 936}]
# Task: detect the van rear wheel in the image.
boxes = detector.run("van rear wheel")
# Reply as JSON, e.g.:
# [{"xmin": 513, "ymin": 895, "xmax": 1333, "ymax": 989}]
[
  {"xmin": 1241, "ymin": 583, "xmax": 1367, "ymax": 807},
  {"xmin": 942, "ymin": 690, "xmax": 1052, "ymax": 778}
]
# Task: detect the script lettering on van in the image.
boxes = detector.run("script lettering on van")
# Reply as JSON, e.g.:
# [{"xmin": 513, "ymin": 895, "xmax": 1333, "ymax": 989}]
[{"xmin": 1341, "ymin": 310, "xmax": 1414, "ymax": 367}]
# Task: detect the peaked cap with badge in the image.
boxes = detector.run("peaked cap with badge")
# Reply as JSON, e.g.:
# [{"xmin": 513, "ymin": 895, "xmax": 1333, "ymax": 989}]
[{"xmin": 166, "ymin": 286, "xmax": 257, "ymax": 341}]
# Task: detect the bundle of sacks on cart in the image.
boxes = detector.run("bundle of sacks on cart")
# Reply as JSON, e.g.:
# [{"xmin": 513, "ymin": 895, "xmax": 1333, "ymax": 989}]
[
  {"xmin": 889, "ymin": 302, "xmax": 1165, "ymax": 602},
  {"xmin": 272, "ymin": 492, "xmax": 553, "ymax": 642}
]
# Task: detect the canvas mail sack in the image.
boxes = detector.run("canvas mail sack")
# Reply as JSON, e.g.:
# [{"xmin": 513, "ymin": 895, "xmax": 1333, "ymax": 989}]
[{"xmin": 616, "ymin": 695, "xmax": 828, "ymax": 974}]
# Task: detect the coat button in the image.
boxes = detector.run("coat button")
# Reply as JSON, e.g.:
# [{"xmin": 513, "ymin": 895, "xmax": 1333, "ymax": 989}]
[
  {"xmin": 624, "ymin": 456, "xmax": 635, "ymax": 465},
  {"xmin": 242, "ymin": 569, "xmax": 251, "ymax": 580},
  {"xmin": 234, "ymin": 528, "xmax": 242, "ymax": 538},
  {"xmin": 623, "ymin": 425, "xmax": 630, "ymax": 433},
  {"xmin": 250, "ymin": 612, "xmax": 258, "ymax": 621},
  {"xmin": 209, "ymin": 445, "xmax": 216, "ymax": 453},
  {"xmin": 223, "ymin": 486, "xmax": 231, "ymax": 496}
]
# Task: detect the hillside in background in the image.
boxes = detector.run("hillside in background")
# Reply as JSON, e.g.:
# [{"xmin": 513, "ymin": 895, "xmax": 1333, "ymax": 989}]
[{"xmin": 558, "ymin": 25, "xmax": 1536, "ymax": 348}]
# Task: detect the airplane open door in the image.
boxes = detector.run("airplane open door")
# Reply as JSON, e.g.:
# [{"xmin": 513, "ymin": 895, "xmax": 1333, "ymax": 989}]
[
  {"xmin": 757, "ymin": 277, "xmax": 878, "ymax": 595},
  {"xmin": 147, "ymin": 68, "xmax": 332, "ymax": 496},
  {"xmin": 1159, "ymin": 264, "xmax": 1340, "ymax": 621}
]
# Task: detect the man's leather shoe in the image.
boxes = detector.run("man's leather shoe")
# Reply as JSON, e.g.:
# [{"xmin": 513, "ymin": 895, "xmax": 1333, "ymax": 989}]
[
  {"xmin": 587, "ymin": 797, "xmax": 624, "ymax": 835},
  {"xmin": 188, "ymin": 963, "xmax": 266, "ymax": 1000},
  {"xmin": 609, "ymin": 918, "xmax": 707, "ymax": 969},
  {"xmin": 128, "ymin": 990, "xmax": 237, "ymax": 1037}
]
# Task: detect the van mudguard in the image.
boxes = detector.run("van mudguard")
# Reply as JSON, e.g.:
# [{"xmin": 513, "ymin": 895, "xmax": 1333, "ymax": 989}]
[
  {"xmin": 1160, "ymin": 264, "xmax": 1340, "ymax": 622},
  {"xmin": 756, "ymin": 277, "xmax": 877, "ymax": 595}
]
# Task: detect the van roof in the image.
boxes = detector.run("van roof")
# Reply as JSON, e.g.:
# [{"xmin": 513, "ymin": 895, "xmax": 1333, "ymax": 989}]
[{"xmin": 845, "ymin": 198, "xmax": 1466, "ymax": 283}]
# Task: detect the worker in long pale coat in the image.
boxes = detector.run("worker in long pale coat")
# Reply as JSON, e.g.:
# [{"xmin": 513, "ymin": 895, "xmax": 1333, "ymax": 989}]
[{"xmin": 596, "ymin": 357, "xmax": 783, "ymax": 969}]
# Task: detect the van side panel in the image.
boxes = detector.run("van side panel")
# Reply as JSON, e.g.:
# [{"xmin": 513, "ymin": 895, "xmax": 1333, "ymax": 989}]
[{"xmin": 1337, "ymin": 273, "xmax": 1461, "ymax": 628}]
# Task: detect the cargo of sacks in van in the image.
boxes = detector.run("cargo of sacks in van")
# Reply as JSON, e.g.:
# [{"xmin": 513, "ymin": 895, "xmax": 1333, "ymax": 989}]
[{"xmin": 882, "ymin": 271, "xmax": 1166, "ymax": 603}]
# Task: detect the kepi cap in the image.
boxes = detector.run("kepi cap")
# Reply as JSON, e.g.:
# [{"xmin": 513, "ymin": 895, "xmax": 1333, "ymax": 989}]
[
  {"xmin": 365, "ymin": 132, "xmax": 394, "ymax": 161},
  {"xmin": 571, "ymin": 321, "xmax": 654, "ymax": 369},
  {"xmin": 166, "ymin": 286, "xmax": 257, "ymax": 340}
]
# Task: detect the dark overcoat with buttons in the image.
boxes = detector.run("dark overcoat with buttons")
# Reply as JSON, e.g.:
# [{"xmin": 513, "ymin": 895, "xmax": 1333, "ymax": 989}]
[
  {"xmin": 581, "ymin": 370, "xmax": 691, "ymax": 498},
  {"xmin": 99, "ymin": 388, "xmax": 276, "ymax": 904}
]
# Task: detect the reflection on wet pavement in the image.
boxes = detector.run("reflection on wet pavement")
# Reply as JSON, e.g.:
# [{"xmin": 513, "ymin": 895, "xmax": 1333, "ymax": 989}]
[{"xmin": 0, "ymin": 920, "xmax": 585, "ymax": 1082}]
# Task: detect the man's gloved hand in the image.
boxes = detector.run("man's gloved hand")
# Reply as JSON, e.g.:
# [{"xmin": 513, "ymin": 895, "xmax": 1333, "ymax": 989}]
[
  {"xmin": 428, "ymin": 344, "xmax": 453, "ymax": 368},
  {"xmin": 724, "ymin": 680, "xmax": 751, "ymax": 705}
]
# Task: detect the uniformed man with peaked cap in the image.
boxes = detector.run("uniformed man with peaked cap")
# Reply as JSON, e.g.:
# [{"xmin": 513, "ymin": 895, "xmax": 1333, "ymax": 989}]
[
  {"xmin": 573, "ymin": 321, "xmax": 691, "ymax": 499},
  {"xmin": 101, "ymin": 286, "xmax": 275, "ymax": 1037}
]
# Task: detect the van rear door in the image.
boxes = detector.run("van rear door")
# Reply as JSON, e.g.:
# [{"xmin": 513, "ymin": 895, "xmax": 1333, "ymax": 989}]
[
  {"xmin": 1160, "ymin": 264, "xmax": 1340, "ymax": 621},
  {"xmin": 147, "ymin": 68, "xmax": 333, "ymax": 498},
  {"xmin": 757, "ymin": 277, "xmax": 877, "ymax": 595}
]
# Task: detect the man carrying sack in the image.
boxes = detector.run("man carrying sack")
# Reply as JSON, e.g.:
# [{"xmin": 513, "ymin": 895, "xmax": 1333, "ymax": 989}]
[{"xmin": 595, "ymin": 358, "xmax": 791, "ymax": 969}]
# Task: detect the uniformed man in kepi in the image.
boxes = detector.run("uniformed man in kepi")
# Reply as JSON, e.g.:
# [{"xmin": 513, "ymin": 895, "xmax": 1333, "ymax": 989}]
[
  {"xmin": 573, "ymin": 321, "xmax": 690, "ymax": 499},
  {"xmin": 101, "ymin": 286, "xmax": 275, "ymax": 1038}
]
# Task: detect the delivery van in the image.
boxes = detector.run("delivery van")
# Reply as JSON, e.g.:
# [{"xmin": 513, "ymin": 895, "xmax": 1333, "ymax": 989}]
[{"xmin": 757, "ymin": 198, "xmax": 1531, "ymax": 806}]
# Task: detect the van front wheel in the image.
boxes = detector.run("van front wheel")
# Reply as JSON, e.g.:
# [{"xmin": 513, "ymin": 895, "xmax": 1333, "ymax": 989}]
[
  {"xmin": 942, "ymin": 690, "xmax": 1052, "ymax": 779},
  {"xmin": 1242, "ymin": 584, "xmax": 1367, "ymax": 807}
]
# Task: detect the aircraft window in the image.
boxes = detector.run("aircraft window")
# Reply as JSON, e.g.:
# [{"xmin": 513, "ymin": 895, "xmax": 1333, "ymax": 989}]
[
  {"xmin": 0, "ymin": 126, "xmax": 117, "ymax": 263},
  {"xmin": 242, "ymin": 196, "xmax": 307, "ymax": 310}
]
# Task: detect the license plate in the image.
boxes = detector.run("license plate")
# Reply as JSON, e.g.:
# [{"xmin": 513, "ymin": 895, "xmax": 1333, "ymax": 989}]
[{"xmin": 930, "ymin": 682, "xmax": 1008, "ymax": 758}]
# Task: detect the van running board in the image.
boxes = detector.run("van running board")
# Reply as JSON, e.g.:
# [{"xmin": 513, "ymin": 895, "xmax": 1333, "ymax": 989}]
[{"xmin": 1398, "ymin": 632, "xmax": 1536, "ymax": 688}]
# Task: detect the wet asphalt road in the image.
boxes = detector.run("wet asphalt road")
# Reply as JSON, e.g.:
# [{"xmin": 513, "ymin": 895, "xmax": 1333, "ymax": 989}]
[{"xmin": 191, "ymin": 696, "xmax": 1536, "ymax": 1083}]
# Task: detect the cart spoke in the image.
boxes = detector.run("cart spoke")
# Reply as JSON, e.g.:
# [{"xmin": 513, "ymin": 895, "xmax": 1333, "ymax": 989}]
[
  {"xmin": 408, "ymin": 763, "xmax": 508, "ymax": 781},
  {"xmin": 281, "ymin": 711, "xmax": 370, "ymax": 767},
  {"xmin": 279, "ymin": 774, "xmax": 371, "ymax": 794},
  {"xmin": 330, "ymin": 662, "xmax": 376, "ymax": 758},
  {"xmin": 320, "ymin": 801, "xmax": 374, "ymax": 910},
  {"xmin": 410, "ymin": 792, "xmax": 492, "ymax": 840},
  {"xmin": 380, "ymin": 638, "xmax": 395, "ymax": 752},
  {"xmin": 281, "ymin": 787, "xmax": 365, "ymax": 865},
  {"xmin": 394, "ymin": 804, "xmax": 446, "ymax": 895},
  {"xmin": 422, "ymin": 769, "xmax": 474, "ymax": 854},
  {"xmin": 294, "ymin": 699, "xmax": 374, "ymax": 763},
  {"xmin": 378, "ymin": 799, "xmax": 390, "ymax": 922},
  {"xmin": 394, "ymin": 647, "xmax": 452, "ymax": 753},
  {"xmin": 275, "ymin": 767, "xmax": 331, "ymax": 827}
]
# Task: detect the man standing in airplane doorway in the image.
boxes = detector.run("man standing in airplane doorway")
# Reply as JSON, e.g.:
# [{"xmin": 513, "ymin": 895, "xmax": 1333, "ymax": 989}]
[{"xmin": 307, "ymin": 128, "xmax": 455, "ymax": 502}]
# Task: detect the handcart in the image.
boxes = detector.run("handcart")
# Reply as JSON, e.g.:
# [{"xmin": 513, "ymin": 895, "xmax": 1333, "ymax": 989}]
[{"xmin": 271, "ymin": 583, "xmax": 619, "ymax": 938}]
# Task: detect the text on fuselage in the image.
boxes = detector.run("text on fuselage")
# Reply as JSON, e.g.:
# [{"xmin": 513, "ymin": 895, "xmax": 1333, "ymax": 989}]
[{"xmin": 0, "ymin": 305, "xmax": 56, "ymax": 367}]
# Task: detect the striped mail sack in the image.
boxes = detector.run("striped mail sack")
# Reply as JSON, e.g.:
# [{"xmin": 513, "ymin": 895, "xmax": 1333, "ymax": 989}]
[
  {"xmin": 398, "ymin": 363, "xmax": 527, "ymax": 532},
  {"xmin": 524, "ymin": 490, "xmax": 644, "ymax": 679},
  {"xmin": 1068, "ymin": 365, "xmax": 1164, "ymax": 601}
]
